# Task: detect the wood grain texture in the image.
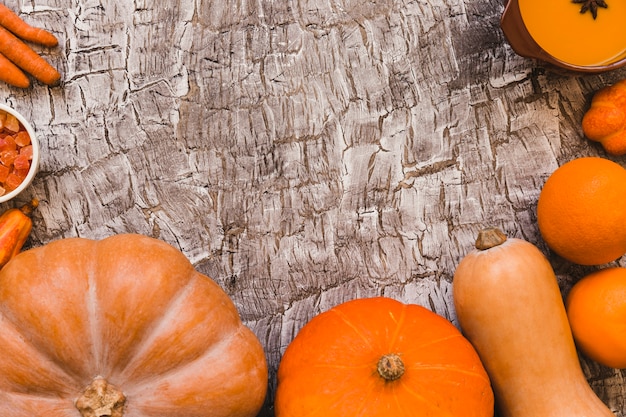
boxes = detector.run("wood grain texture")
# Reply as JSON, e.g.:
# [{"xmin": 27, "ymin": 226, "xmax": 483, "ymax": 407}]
[{"xmin": 2, "ymin": 0, "xmax": 626, "ymax": 415}]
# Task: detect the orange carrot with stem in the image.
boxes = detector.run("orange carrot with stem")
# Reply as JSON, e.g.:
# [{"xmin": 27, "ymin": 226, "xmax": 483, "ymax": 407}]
[
  {"xmin": 0, "ymin": 4, "xmax": 57, "ymax": 47},
  {"xmin": 0, "ymin": 26, "xmax": 60, "ymax": 86},
  {"xmin": 0, "ymin": 52, "xmax": 30, "ymax": 88}
]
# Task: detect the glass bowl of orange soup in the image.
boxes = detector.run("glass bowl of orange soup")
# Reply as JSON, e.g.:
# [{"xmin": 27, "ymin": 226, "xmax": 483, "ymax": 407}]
[
  {"xmin": 0, "ymin": 104, "xmax": 40, "ymax": 203},
  {"xmin": 501, "ymin": 0, "xmax": 626, "ymax": 72}
]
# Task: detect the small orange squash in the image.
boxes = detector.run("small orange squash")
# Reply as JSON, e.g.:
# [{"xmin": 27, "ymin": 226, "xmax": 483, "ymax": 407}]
[
  {"xmin": 453, "ymin": 228, "xmax": 615, "ymax": 417},
  {"xmin": 582, "ymin": 79, "xmax": 626, "ymax": 155},
  {"xmin": 274, "ymin": 296, "xmax": 494, "ymax": 417},
  {"xmin": 0, "ymin": 233, "xmax": 268, "ymax": 417}
]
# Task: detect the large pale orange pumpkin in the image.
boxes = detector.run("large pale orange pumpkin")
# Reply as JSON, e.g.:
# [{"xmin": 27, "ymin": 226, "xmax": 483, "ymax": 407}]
[
  {"xmin": 0, "ymin": 233, "xmax": 267, "ymax": 417},
  {"xmin": 274, "ymin": 296, "xmax": 494, "ymax": 417}
]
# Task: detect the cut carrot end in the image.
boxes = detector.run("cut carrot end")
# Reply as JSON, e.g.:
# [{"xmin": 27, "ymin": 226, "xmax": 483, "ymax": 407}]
[{"xmin": 0, "ymin": 52, "xmax": 30, "ymax": 88}]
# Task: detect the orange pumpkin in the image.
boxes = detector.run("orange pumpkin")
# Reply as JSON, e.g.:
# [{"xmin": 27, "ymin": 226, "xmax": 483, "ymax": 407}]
[
  {"xmin": 582, "ymin": 79, "xmax": 626, "ymax": 155},
  {"xmin": 0, "ymin": 233, "xmax": 268, "ymax": 417},
  {"xmin": 274, "ymin": 296, "xmax": 494, "ymax": 417}
]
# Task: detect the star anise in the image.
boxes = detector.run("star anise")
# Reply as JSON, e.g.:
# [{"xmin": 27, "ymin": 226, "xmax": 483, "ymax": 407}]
[{"xmin": 572, "ymin": 0, "xmax": 608, "ymax": 19}]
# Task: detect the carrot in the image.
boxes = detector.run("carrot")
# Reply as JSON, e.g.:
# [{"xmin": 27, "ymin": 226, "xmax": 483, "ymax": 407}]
[
  {"xmin": 0, "ymin": 52, "xmax": 30, "ymax": 88},
  {"xmin": 0, "ymin": 4, "xmax": 57, "ymax": 47},
  {"xmin": 0, "ymin": 26, "xmax": 60, "ymax": 86}
]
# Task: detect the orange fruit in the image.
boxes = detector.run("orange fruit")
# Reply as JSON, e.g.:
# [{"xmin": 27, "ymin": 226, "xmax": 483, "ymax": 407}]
[
  {"xmin": 566, "ymin": 267, "xmax": 626, "ymax": 368},
  {"xmin": 536, "ymin": 157, "xmax": 626, "ymax": 265}
]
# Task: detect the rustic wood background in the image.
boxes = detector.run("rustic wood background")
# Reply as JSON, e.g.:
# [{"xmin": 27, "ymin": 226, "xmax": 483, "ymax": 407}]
[{"xmin": 2, "ymin": 0, "xmax": 626, "ymax": 415}]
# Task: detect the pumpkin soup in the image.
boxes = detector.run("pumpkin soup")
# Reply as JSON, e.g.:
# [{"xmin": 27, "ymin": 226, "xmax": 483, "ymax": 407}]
[{"xmin": 519, "ymin": 0, "xmax": 626, "ymax": 66}]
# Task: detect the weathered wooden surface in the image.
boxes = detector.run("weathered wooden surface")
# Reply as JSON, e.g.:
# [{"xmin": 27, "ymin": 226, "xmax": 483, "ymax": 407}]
[{"xmin": 2, "ymin": 0, "xmax": 626, "ymax": 415}]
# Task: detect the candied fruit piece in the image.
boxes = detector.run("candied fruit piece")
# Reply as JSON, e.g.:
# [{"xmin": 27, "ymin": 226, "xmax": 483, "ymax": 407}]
[
  {"xmin": 13, "ymin": 154, "xmax": 30, "ymax": 171},
  {"xmin": 13, "ymin": 168, "xmax": 29, "ymax": 179},
  {"xmin": 0, "ymin": 165, "xmax": 9, "ymax": 182},
  {"xmin": 0, "ymin": 150, "xmax": 18, "ymax": 167},
  {"xmin": 0, "ymin": 135, "xmax": 17, "ymax": 152},
  {"xmin": 19, "ymin": 145, "xmax": 33, "ymax": 159},
  {"xmin": 5, "ymin": 176, "xmax": 20, "ymax": 190},
  {"xmin": 5, "ymin": 172, "xmax": 24, "ymax": 190},
  {"xmin": 3, "ymin": 113, "xmax": 20, "ymax": 133},
  {"xmin": 14, "ymin": 131, "xmax": 30, "ymax": 147}
]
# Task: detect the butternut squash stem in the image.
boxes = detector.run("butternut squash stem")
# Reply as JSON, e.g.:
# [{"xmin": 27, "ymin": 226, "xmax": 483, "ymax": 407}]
[
  {"xmin": 377, "ymin": 353, "xmax": 405, "ymax": 381},
  {"xmin": 75, "ymin": 377, "xmax": 126, "ymax": 417},
  {"xmin": 18, "ymin": 198, "xmax": 38, "ymax": 216},
  {"xmin": 475, "ymin": 227, "xmax": 507, "ymax": 251}
]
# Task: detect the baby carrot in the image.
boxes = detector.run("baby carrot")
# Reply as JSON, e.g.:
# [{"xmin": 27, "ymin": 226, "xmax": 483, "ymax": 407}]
[
  {"xmin": 0, "ymin": 4, "xmax": 57, "ymax": 47},
  {"xmin": 0, "ymin": 52, "xmax": 30, "ymax": 88},
  {"xmin": 0, "ymin": 26, "xmax": 60, "ymax": 86}
]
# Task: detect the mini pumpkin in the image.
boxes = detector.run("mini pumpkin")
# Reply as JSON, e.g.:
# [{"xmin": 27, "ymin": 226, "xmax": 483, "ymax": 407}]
[
  {"xmin": 274, "ymin": 296, "xmax": 494, "ymax": 417},
  {"xmin": 582, "ymin": 79, "xmax": 626, "ymax": 155},
  {"xmin": 0, "ymin": 233, "xmax": 267, "ymax": 417}
]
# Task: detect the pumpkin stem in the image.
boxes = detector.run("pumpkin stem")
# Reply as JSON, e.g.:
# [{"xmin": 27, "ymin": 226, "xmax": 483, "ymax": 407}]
[
  {"xmin": 377, "ymin": 353, "xmax": 405, "ymax": 381},
  {"xmin": 475, "ymin": 227, "xmax": 507, "ymax": 250},
  {"xmin": 75, "ymin": 377, "xmax": 126, "ymax": 417}
]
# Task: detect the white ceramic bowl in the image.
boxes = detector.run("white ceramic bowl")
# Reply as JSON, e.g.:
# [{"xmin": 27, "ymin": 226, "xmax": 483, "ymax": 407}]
[{"xmin": 0, "ymin": 104, "xmax": 40, "ymax": 203}]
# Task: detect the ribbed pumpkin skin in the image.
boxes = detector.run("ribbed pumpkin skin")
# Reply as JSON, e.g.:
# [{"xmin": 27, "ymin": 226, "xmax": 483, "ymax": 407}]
[
  {"xmin": 0, "ymin": 233, "xmax": 268, "ymax": 417},
  {"xmin": 275, "ymin": 297, "xmax": 494, "ymax": 417}
]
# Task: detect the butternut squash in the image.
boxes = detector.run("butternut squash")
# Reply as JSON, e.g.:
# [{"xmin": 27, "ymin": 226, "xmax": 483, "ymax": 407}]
[
  {"xmin": 0, "ymin": 197, "xmax": 37, "ymax": 268},
  {"xmin": 452, "ymin": 228, "xmax": 615, "ymax": 417}
]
